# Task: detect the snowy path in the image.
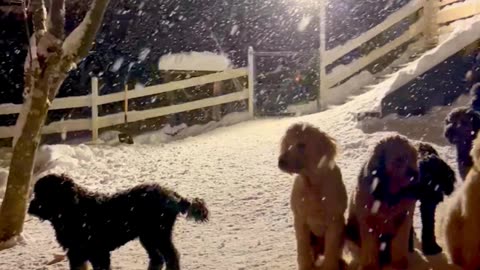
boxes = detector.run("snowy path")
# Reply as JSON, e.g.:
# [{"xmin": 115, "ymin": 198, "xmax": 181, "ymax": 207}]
[{"xmin": 0, "ymin": 83, "xmax": 463, "ymax": 269}]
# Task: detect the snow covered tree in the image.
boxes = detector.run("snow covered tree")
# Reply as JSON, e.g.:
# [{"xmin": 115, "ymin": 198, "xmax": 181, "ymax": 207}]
[{"xmin": 0, "ymin": 0, "xmax": 110, "ymax": 247}]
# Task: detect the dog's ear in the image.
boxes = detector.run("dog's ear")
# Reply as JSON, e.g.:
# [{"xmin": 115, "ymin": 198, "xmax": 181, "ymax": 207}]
[
  {"xmin": 367, "ymin": 142, "xmax": 386, "ymax": 177},
  {"xmin": 470, "ymin": 133, "xmax": 480, "ymax": 170},
  {"xmin": 366, "ymin": 144, "xmax": 389, "ymax": 200},
  {"xmin": 469, "ymin": 109, "xmax": 480, "ymax": 134},
  {"xmin": 53, "ymin": 174, "xmax": 80, "ymax": 206},
  {"xmin": 319, "ymin": 133, "xmax": 337, "ymax": 160}
]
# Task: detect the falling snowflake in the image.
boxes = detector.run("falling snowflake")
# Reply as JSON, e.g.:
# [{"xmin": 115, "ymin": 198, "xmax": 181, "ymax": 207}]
[
  {"xmin": 110, "ymin": 58, "xmax": 124, "ymax": 72},
  {"xmin": 60, "ymin": 118, "xmax": 67, "ymax": 141},
  {"xmin": 230, "ymin": 25, "xmax": 239, "ymax": 36},
  {"xmin": 370, "ymin": 177, "xmax": 379, "ymax": 193},
  {"xmin": 138, "ymin": 48, "xmax": 151, "ymax": 62},
  {"xmin": 371, "ymin": 200, "xmax": 381, "ymax": 214},
  {"xmin": 317, "ymin": 156, "xmax": 327, "ymax": 168},
  {"xmin": 297, "ymin": 16, "xmax": 312, "ymax": 32}
]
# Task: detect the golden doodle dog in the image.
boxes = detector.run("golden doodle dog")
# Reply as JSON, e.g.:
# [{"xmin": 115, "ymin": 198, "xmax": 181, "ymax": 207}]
[
  {"xmin": 346, "ymin": 135, "xmax": 419, "ymax": 270},
  {"xmin": 278, "ymin": 123, "xmax": 347, "ymax": 270},
  {"xmin": 444, "ymin": 132, "xmax": 480, "ymax": 270}
]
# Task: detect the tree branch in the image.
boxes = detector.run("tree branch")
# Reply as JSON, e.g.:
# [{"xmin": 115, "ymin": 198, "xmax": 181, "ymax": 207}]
[
  {"xmin": 47, "ymin": 0, "xmax": 65, "ymax": 39},
  {"xmin": 62, "ymin": 0, "xmax": 110, "ymax": 63},
  {"xmin": 30, "ymin": 0, "xmax": 46, "ymax": 37}
]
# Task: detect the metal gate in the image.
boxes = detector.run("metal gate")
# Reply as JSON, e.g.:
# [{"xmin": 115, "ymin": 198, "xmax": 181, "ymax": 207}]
[{"xmin": 248, "ymin": 47, "xmax": 319, "ymax": 116}]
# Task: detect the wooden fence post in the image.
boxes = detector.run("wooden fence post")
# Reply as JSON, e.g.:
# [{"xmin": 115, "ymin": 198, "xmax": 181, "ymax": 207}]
[
  {"xmin": 91, "ymin": 77, "xmax": 99, "ymax": 143},
  {"xmin": 212, "ymin": 81, "xmax": 223, "ymax": 121},
  {"xmin": 248, "ymin": 46, "xmax": 255, "ymax": 118},
  {"xmin": 318, "ymin": 0, "xmax": 327, "ymax": 111},
  {"xmin": 423, "ymin": 0, "xmax": 439, "ymax": 49}
]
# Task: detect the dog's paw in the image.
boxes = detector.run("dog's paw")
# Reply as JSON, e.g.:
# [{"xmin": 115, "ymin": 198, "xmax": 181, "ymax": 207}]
[{"xmin": 422, "ymin": 242, "xmax": 443, "ymax": 256}]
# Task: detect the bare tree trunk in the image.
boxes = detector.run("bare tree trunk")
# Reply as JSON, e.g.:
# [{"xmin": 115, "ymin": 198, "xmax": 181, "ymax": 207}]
[
  {"xmin": 0, "ymin": 70, "xmax": 66, "ymax": 242},
  {"xmin": 0, "ymin": 0, "xmax": 110, "ymax": 246}
]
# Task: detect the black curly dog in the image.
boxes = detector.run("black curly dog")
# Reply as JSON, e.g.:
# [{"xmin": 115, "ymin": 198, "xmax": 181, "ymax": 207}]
[
  {"xmin": 405, "ymin": 143, "xmax": 456, "ymax": 255},
  {"xmin": 444, "ymin": 107, "xmax": 480, "ymax": 180},
  {"xmin": 28, "ymin": 174, "xmax": 209, "ymax": 270}
]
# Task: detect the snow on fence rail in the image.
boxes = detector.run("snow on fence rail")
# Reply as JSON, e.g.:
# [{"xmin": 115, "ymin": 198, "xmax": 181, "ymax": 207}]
[{"xmin": 0, "ymin": 68, "xmax": 250, "ymax": 141}]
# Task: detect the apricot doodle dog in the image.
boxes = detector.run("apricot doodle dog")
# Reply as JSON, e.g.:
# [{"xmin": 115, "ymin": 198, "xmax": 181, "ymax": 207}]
[
  {"xmin": 278, "ymin": 123, "xmax": 347, "ymax": 270},
  {"xmin": 346, "ymin": 135, "xmax": 419, "ymax": 270},
  {"xmin": 28, "ymin": 174, "xmax": 209, "ymax": 270},
  {"xmin": 444, "ymin": 133, "xmax": 480, "ymax": 269}
]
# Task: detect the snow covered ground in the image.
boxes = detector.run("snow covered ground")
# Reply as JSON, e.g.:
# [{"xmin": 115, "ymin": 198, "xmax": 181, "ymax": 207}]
[{"xmin": 0, "ymin": 71, "xmax": 465, "ymax": 269}]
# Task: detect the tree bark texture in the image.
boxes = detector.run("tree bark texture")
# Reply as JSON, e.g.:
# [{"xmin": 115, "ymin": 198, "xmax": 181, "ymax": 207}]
[{"xmin": 0, "ymin": 0, "xmax": 110, "ymax": 245}]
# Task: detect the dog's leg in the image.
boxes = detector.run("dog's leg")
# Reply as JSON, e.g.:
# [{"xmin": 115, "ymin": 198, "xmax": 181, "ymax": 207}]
[
  {"xmin": 90, "ymin": 252, "xmax": 111, "ymax": 270},
  {"xmin": 295, "ymin": 220, "xmax": 314, "ymax": 270},
  {"xmin": 420, "ymin": 201, "xmax": 442, "ymax": 255},
  {"xmin": 390, "ymin": 210, "xmax": 414, "ymax": 269},
  {"xmin": 408, "ymin": 227, "xmax": 414, "ymax": 253},
  {"xmin": 66, "ymin": 250, "xmax": 89, "ymax": 270},
  {"xmin": 159, "ymin": 238, "xmax": 180, "ymax": 270},
  {"xmin": 358, "ymin": 224, "xmax": 380, "ymax": 270},
  {"xmin": 322, "ymin": 220, "xmax": 345, "ymax": 270},
  {"xmin": 445, "ymin": 210, "xmax": 465, "ymax": 267},
  {"xmin": 140, "ymin": 237, "xmax": 165, "ymax": 270}
]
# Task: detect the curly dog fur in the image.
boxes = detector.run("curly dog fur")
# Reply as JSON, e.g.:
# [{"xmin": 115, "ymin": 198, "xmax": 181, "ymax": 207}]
[
  {"xmin": 404, "ymin": 143, "xmax": 456, "ymax": 256},
  {"xmin": 28, "ymin": 174, "xmax": 209, "ymax": 270},
  {"xmin": 444, "ymin": 133, "xmax": 480, "ymax": 269},
  {"xmin": 444, "ymin": 107, "xmax": 480, "ymax": 180},
  {"xmin": 279, "ymin": 123, "xmax": 347, "ymax": 270},
  {"xmin": 346, "ymin": 135, "xmax": 419, "ymax": 270},
  {"xmin": 469, "ymin": 83, "xmax": 480, "ymax": 113}
]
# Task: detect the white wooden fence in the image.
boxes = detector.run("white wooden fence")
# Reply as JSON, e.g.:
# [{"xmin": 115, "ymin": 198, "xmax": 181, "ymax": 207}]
[
  {"xmin": 316, "ymin": 0, "xmax": 480, "ymax": 110},
  {"xmin": 0, "ymin": 0, "xmax": 478, "ymax": 143},
  {"xmin": 0, "ymin": 68, "xmax": 250, "ymax": 142}
]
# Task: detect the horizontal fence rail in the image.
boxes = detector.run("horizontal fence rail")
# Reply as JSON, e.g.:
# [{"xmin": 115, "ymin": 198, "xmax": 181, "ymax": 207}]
[
  {"xmin": 320, "ymin": 0, "xmax": 479, "ymax": 105},
  {"xmin": 324, "ymin": 0, "xmax": 423, "ymax": 66},
  {"xmin": 0, "ymin": 68, "xmax": 251, "ymax": 141},
  {"xmin": 437, "ymin": 0, "xmax": 480, "ymax": 24}
]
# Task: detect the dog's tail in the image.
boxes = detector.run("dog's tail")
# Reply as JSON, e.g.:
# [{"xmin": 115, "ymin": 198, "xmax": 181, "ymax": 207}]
[{"xmin": 178, "ymin": 197, "xmax": 209, "ymax": 223}]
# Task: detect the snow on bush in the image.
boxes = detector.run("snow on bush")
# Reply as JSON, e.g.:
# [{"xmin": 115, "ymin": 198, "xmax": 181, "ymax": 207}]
[
  {"xmin": 33, "ymin": 144, "xmax": 95, "ymax": 178},
  {"xmin": 158, "ymin": 51, "xmax": 232, "ymax": 71}
]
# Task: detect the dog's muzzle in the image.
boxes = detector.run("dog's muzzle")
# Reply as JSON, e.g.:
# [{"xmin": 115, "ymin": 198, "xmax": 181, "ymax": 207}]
[{"xmin": 278, "ymin": 157, "xmax": 288, "ymax": 170}]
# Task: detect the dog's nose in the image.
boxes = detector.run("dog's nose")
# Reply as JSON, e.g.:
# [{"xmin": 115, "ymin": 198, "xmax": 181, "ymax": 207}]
[{"xmin": 278, "ymin": 158, "xmax": 287, "ymax": 169}]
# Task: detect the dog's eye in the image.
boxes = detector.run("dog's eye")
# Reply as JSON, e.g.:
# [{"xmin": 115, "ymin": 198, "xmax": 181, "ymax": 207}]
[{"xmin": 297, "ymin": 143, "xmax": 306, "ymax": 151}]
